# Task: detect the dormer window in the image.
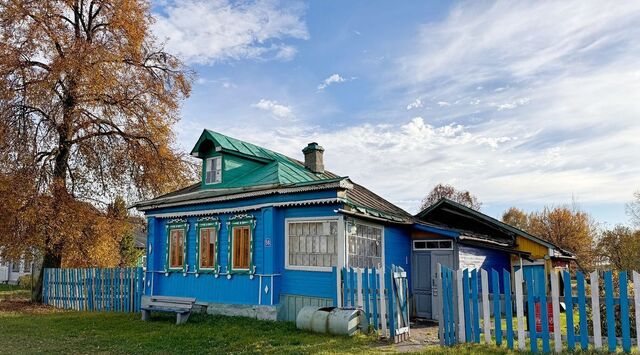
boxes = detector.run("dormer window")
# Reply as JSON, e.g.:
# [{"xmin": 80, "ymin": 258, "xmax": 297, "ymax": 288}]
[{"xmin": 205, "ymin": 156, "xmax": 222, "ymax": 184}]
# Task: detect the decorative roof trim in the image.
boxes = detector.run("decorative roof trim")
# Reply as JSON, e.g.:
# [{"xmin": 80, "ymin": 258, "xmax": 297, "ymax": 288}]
[
  {"xmin": 145, "ymin": 198, "xmax": 341, "ymax": 219},
  {"xmin": 336, "ymin": 208, "xmax": 413, "ymax": 225},
  {"xmin": 136, "ymin": 179, "xmax": 353, "ymax": 211}
]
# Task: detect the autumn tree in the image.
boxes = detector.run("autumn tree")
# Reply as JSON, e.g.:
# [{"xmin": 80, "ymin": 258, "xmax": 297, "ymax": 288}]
[
  {"xmin": 501, "ymin": 205, "xmax": 597, "ymax": 270},
  {"xmin": 501, "ymin": 207, "xmax": 529, "ymax": 231},
  {"xmin": 596, "ymin": 225, "xmax": 640, "ymax": 271},
  {"xmin": 0, "ymin": 0, "xmax": 195, "ymax": 301},
  {"xmin": 420, "ymin": 183, "xmax": 482, "ymax": 211}
]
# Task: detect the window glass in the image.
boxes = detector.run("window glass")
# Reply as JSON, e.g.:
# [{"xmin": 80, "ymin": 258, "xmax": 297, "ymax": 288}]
[
  {"xmin": 199, "ymin": 228, "xmax": 216, "ymax": 269},
  {"xmin": 287, "ymin": 220, "xmax": 338, "ymax": 269},
  {"xmin": 348, "ymin": 222, "xmax": 382, "ymax": 269},
  {"xmin": 413, "ymin": 239, "xmax": 453, "ymax": 250},
  {"xmin": 439, "ymin": 240, "xmax": 453, "ymax": 249},
  {"xmin": 169, "ymin": 229, "xmax": 185, "ymax": 268},
  {"xmin": 205, "ymin": 156, "xmax": 222, "ymax": 184},
  {"xmin": 11, "ymin": 261, "xmax": 20, "ymax": 272},
  {"xmin": 232, "ymin": 226, "xmax": 250, "ymax": 270}
]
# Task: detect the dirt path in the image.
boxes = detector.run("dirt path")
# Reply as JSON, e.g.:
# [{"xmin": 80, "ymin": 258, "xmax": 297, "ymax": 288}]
[{"xmin": 392, "ymin": 320, "xmax": 440, "ymax": 352}]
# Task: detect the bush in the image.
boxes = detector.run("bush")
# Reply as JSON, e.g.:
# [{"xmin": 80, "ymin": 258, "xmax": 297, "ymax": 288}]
[{"xmin": 17, "ymin": 275, "xmax": 32, "ymax": 289}]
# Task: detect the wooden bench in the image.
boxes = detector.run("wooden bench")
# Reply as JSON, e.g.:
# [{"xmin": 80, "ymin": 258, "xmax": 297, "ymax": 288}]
[{"xmin": 141, "ymin": 295, "xmax": 196, "ymax": 325}]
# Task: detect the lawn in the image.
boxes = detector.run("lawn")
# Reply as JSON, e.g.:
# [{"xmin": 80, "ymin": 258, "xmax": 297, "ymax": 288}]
[{"xmin": 0, "ymin": 286, "xmax": 612, "ymax": 354}]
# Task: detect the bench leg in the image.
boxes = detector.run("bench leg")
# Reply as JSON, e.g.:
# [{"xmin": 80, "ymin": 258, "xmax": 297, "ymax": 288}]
[
  {"xmin": 176, "ymin": 311, "xmax": 191, "ymax": 325},
  {"xmin": 141, "ymin": 310, "xmax": 151, "ymax": 321}
]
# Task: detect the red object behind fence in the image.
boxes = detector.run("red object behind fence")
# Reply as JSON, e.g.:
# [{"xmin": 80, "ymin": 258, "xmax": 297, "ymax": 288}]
[{"xmin": 535, "ymin": 302, "xmax": 554, "ymax": 332}]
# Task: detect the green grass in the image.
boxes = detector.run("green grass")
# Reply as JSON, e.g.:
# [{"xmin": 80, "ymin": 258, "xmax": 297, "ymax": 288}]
[
  {"xmin": 0, "ymin": 284, "xmax": 30, "ymax": 300},
  {"xmin": 0, "ymin": 286, "xmax": 621, "ymax": 354}
]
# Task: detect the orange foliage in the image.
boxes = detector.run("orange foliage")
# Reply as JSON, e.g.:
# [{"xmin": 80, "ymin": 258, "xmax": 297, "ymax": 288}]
[{"xmin": 0, "ymin": 0, "xmax": 196, "ymax": 288}]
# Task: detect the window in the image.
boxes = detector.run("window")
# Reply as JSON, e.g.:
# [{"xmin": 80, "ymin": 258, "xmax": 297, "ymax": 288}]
[
  {"xmin": 347, "ymin": 221, "xmax": 382, "ymax": 269},
  {"xmin": 232, "ymin": 226, "xmax": 251, "ymax": 270},
  {"xmin": 196, "ymin": 220, "xmax": 219, "ymax": 272},
  {"xmin": 166, "ymin": 222, "xmax": 187, "ymax": 271},
  {"xmin": 11, "ymin": 261, "xmax": 20, "ymax": 273},
  {"xmin": 413, "ymin": 240, "xmax": 453, "ymax": 250},
  {"xmin": 286, "ymin": 218, "xmax": 339, "ymax": 271},
  {"xmin": 205, "ymin": 156, "xmax": 222, "ymax": 184}
]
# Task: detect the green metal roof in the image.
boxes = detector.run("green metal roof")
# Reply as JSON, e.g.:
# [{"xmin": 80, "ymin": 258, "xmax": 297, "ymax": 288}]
[{"xmin": 191, "ymin": 129, "xmax": 341, "ymax": 188}]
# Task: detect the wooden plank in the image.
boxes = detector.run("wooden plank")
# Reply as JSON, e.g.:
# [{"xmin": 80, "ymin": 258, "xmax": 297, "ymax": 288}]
[
  {"xmin": 387, "ymin": 267, "xmax": 396, "ymax": 340},
  {"xmin": 537, "ymin": 267, "xmax": 550, "ymax": 353},
  {"xmin": 471, "ymin": 269, "xmax": 480, "ymax": 344},
  {"xmin": 335, "ymin": 267, "xmax": 342, "ymax": 307},
  {"xmin": 363, "ymin": 268, "xmax": 370, "ymax": 327},
  {"xmin": 444, "ymin": 267, "xmax": 453, "ymax": 345},
  {"xmin": 462, "ymin": 269, "xmax": 471, "ymax": 343},
  {"xmin": 492, "ymin": 269, "xmax": 502, "ymax": 346},
  {"xmin": 576, "ymin": 271, "xmax": 588, "ymax": 350},
  {"xmin": 372, "ymin": 268, "xmax": 379, "ymax": 331},
  {"xmin": 503, "ymin": 269, "xmax": 514, "ymax": 350},
  {"xmin": 350, "ymin": 267, "xmax": 356, "ymax": 307},
  {"xmin": 378, "ymin": 266, "xmax": 388, "ymax": 338},
  {"xmin": 524, "ymin": 267, "xmax": 537, "ymax": 353},
  {"xmin": 342, "ymin": 267, "xmax": 348, "ymax": 307},
  {"xmin": 563, "ymin": 270, "xmax": 575, "ymax": 351},
  {"xmin": 456, "ymin": 269, "xmax": 465, "ymax": 343},
  {"xmin": 589, "ymin": 271, "xmax": 602, "ymax": 350},
  {"xmin": 604, "ymin": 270, "xmax": 616, "ymax": 352},
  {"xmin": 481, "ymin": 269, "xmax": 490, "ymax": 345},
  {"xmin": 357, "ymin": 268, "xmax": 363, "ymax": 309},
  {"xmin": 633, "ymin": 271, "xmax": 640, "ymax": 350},
  {"xmin": 437, "ymin": 263, "xmax": 444, "ymax": 345},
  {"xmin": 619, "ymin": 271, "xmax": 631, "ymax": 353},
  {"xmin": 550, "ymin": 270, "xmax": 562, "ymax": 353}
]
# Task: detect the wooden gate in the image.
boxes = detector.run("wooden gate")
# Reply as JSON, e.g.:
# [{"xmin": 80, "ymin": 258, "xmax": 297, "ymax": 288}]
[{"xmin": 337, "ymin": 264, "xmax": 410, "ymax": 342}]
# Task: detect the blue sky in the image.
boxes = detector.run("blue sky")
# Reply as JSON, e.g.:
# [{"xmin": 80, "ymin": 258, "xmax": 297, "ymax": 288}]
[{"xmin": 152, "ymin": 1, "xmax": 640, "ymax": 227}]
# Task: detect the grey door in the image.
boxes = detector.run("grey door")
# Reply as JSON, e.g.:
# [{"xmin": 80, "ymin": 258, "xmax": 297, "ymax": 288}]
[
  {"xmin": 412, "ymin": 250, "xmax": 454, "ymax": 320},
  {"xmin": 412, "ymin": 253, "xmax": 432, "ymax": 318}
]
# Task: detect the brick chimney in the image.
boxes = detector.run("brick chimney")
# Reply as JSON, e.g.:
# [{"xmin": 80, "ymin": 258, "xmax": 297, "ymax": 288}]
[{"xmin": 302, "ymin": 142, "xmax": 324, "ymax": 174}]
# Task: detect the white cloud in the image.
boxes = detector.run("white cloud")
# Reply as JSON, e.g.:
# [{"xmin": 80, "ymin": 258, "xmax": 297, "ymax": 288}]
[
  {"xmin": 383, "ymin": 0, "xmax": 640, "ymax": 209},
  {"xmin": 153, "ymin": 0, "xmax": 308, "ymax": 64},
  {"xmin": 437, "ymin": 101, "xmax": 451, "ymax": 107},
  {"xmin": 406, "ymin": 98, "xmax": 423, "ymax": 110},
  {"xmin": 317, "ymin": 74, "xmax": 347, "ymax": 90},
  {"xmin": 251, "ymin": 99, "xmax": 294, "ymax": 120}
]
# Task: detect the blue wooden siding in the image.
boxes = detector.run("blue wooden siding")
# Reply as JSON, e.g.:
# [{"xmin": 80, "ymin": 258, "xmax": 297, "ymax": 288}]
[
  {"xmin": 458, "ymin": 245, "xmax": 510, "ymax": 293},
  {"xmin": 277, "ymin": 204, "xmax": 342, "ymax": 300},
  {"xmin": 384, "ymin": 225, "xmax": 412, "ymax": 289}
]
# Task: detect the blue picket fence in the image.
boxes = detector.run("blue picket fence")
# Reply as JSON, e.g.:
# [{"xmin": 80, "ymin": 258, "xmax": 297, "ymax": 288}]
[
  {"xmin": 43, "ymin": 267, "xmax": 144, "ymax": 312},
  {"xmin": 337, "ymin": 264, "xmax": 410, "ymax": 342},
  {"xmin": 438, "ymin": 264, "xmax": 640, "ymax": 353}
]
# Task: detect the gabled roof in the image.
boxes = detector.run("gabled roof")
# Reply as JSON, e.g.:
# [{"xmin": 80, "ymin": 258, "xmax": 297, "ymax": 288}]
[
  {"xmin": 191, "ymin": 130, "xmax": 339, "ymax": 187},
  {"xmin": 416, "ymin": 198, "xmax": 574, "ymax": 257},
  {"xmin": 135, "ymin": 130, "xmax": 413, "ymax": 223}
]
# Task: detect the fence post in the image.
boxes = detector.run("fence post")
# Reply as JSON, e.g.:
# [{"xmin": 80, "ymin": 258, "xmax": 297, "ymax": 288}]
[
  {"xmin": 471, "ymin": 269, "xmax": 480, "ymax": 344},
  {"xmin": 334, "ymin": 266, "xmax": 341, "ymax": 307},
  {"xmin": 633, "ymin": 271, "xmax": 640, "ymax": 350},
  {"xmin": 620, "ymin": 271, "xmax": 631, "ymax": 353},
  {"xmin": 480, "ymin": 269, "xmax": 490, "ymax": 345},
  {"xmin": 524, "ymin": 268, "xmax": 537, "ymax": 353},
  {"xmin": 372, "ymin": 268, "xmax": 379, "ymax": 331},
  {"xmin": 456, "ymin": 269, "xmax": 465, "ymax": 343},
  {"xmin": 503, "ymin": 269, "xmax": 513, "ymax": 350},
  {"xmin": 388, "ymin": 266, "xmax": 396, "ymax": 341},
  {"xmin": 378, "ymin": 266, "xmax": 388, "ymax": 338},
  {"xmin": 491, "ymin": 269, "xmax": 502, "ymax": 346},
  {"xmin": 563, "ymin": 270, "xmax": 575, "ymax": 351},
  {"xmin": 436, "ymin": 263, "xmax": 444, "ymax": 345},
  {"xmin": 604, "ymin": 270, "xmax": 615, "ymax": 352},
  {"xmin": 576, "ymin": 272, "xmax": 588, "ymax": 350},
  {"xmin": 363, "ymin": 268, "xmax": 370, "ymax": 328},
  {"xmin": 550, "ymin": 270, "xmax": 562, "ymax": 353}
]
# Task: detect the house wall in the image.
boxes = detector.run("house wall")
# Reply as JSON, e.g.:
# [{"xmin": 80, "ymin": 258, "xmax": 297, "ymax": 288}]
[
  {"xmin": 458, "ymin": 244, "xmax": 510, "ymax": 293},
  {"xmin": 513, "ymin": 235, "xmax": 552, "ymax": 275},
  {"xmin": 144, "ymin": 191, "xmax": 346, "ymax": 311},
  {"xmin": 385, "ymin": 225, "xmax": 412, "ymax": 288}
]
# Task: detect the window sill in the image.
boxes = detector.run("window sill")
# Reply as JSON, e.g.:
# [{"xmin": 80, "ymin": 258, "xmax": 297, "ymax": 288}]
[{"xmin": 285, "ymin": 265, "xmax": 334, "ymax": 272}]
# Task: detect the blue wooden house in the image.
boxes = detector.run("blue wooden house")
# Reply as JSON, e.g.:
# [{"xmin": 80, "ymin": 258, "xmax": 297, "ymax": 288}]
[{"xmin": 134, "ymin": 130, "xmax": 571, "ymax": 321}]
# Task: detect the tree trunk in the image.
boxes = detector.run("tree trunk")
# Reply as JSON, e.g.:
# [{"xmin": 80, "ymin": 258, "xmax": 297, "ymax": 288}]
[
  {"xmin": 32, "ymin": 246, "xmax": 62, "ymax": 302},
  {"xmin": 33, "ymin": 97, "xmax": 73, "ymax": 302}
]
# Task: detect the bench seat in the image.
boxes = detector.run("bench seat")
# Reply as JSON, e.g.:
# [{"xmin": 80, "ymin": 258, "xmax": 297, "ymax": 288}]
[{"xmin": 141, "ymin": 296, "xmax": 196, "ymax": 325}]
